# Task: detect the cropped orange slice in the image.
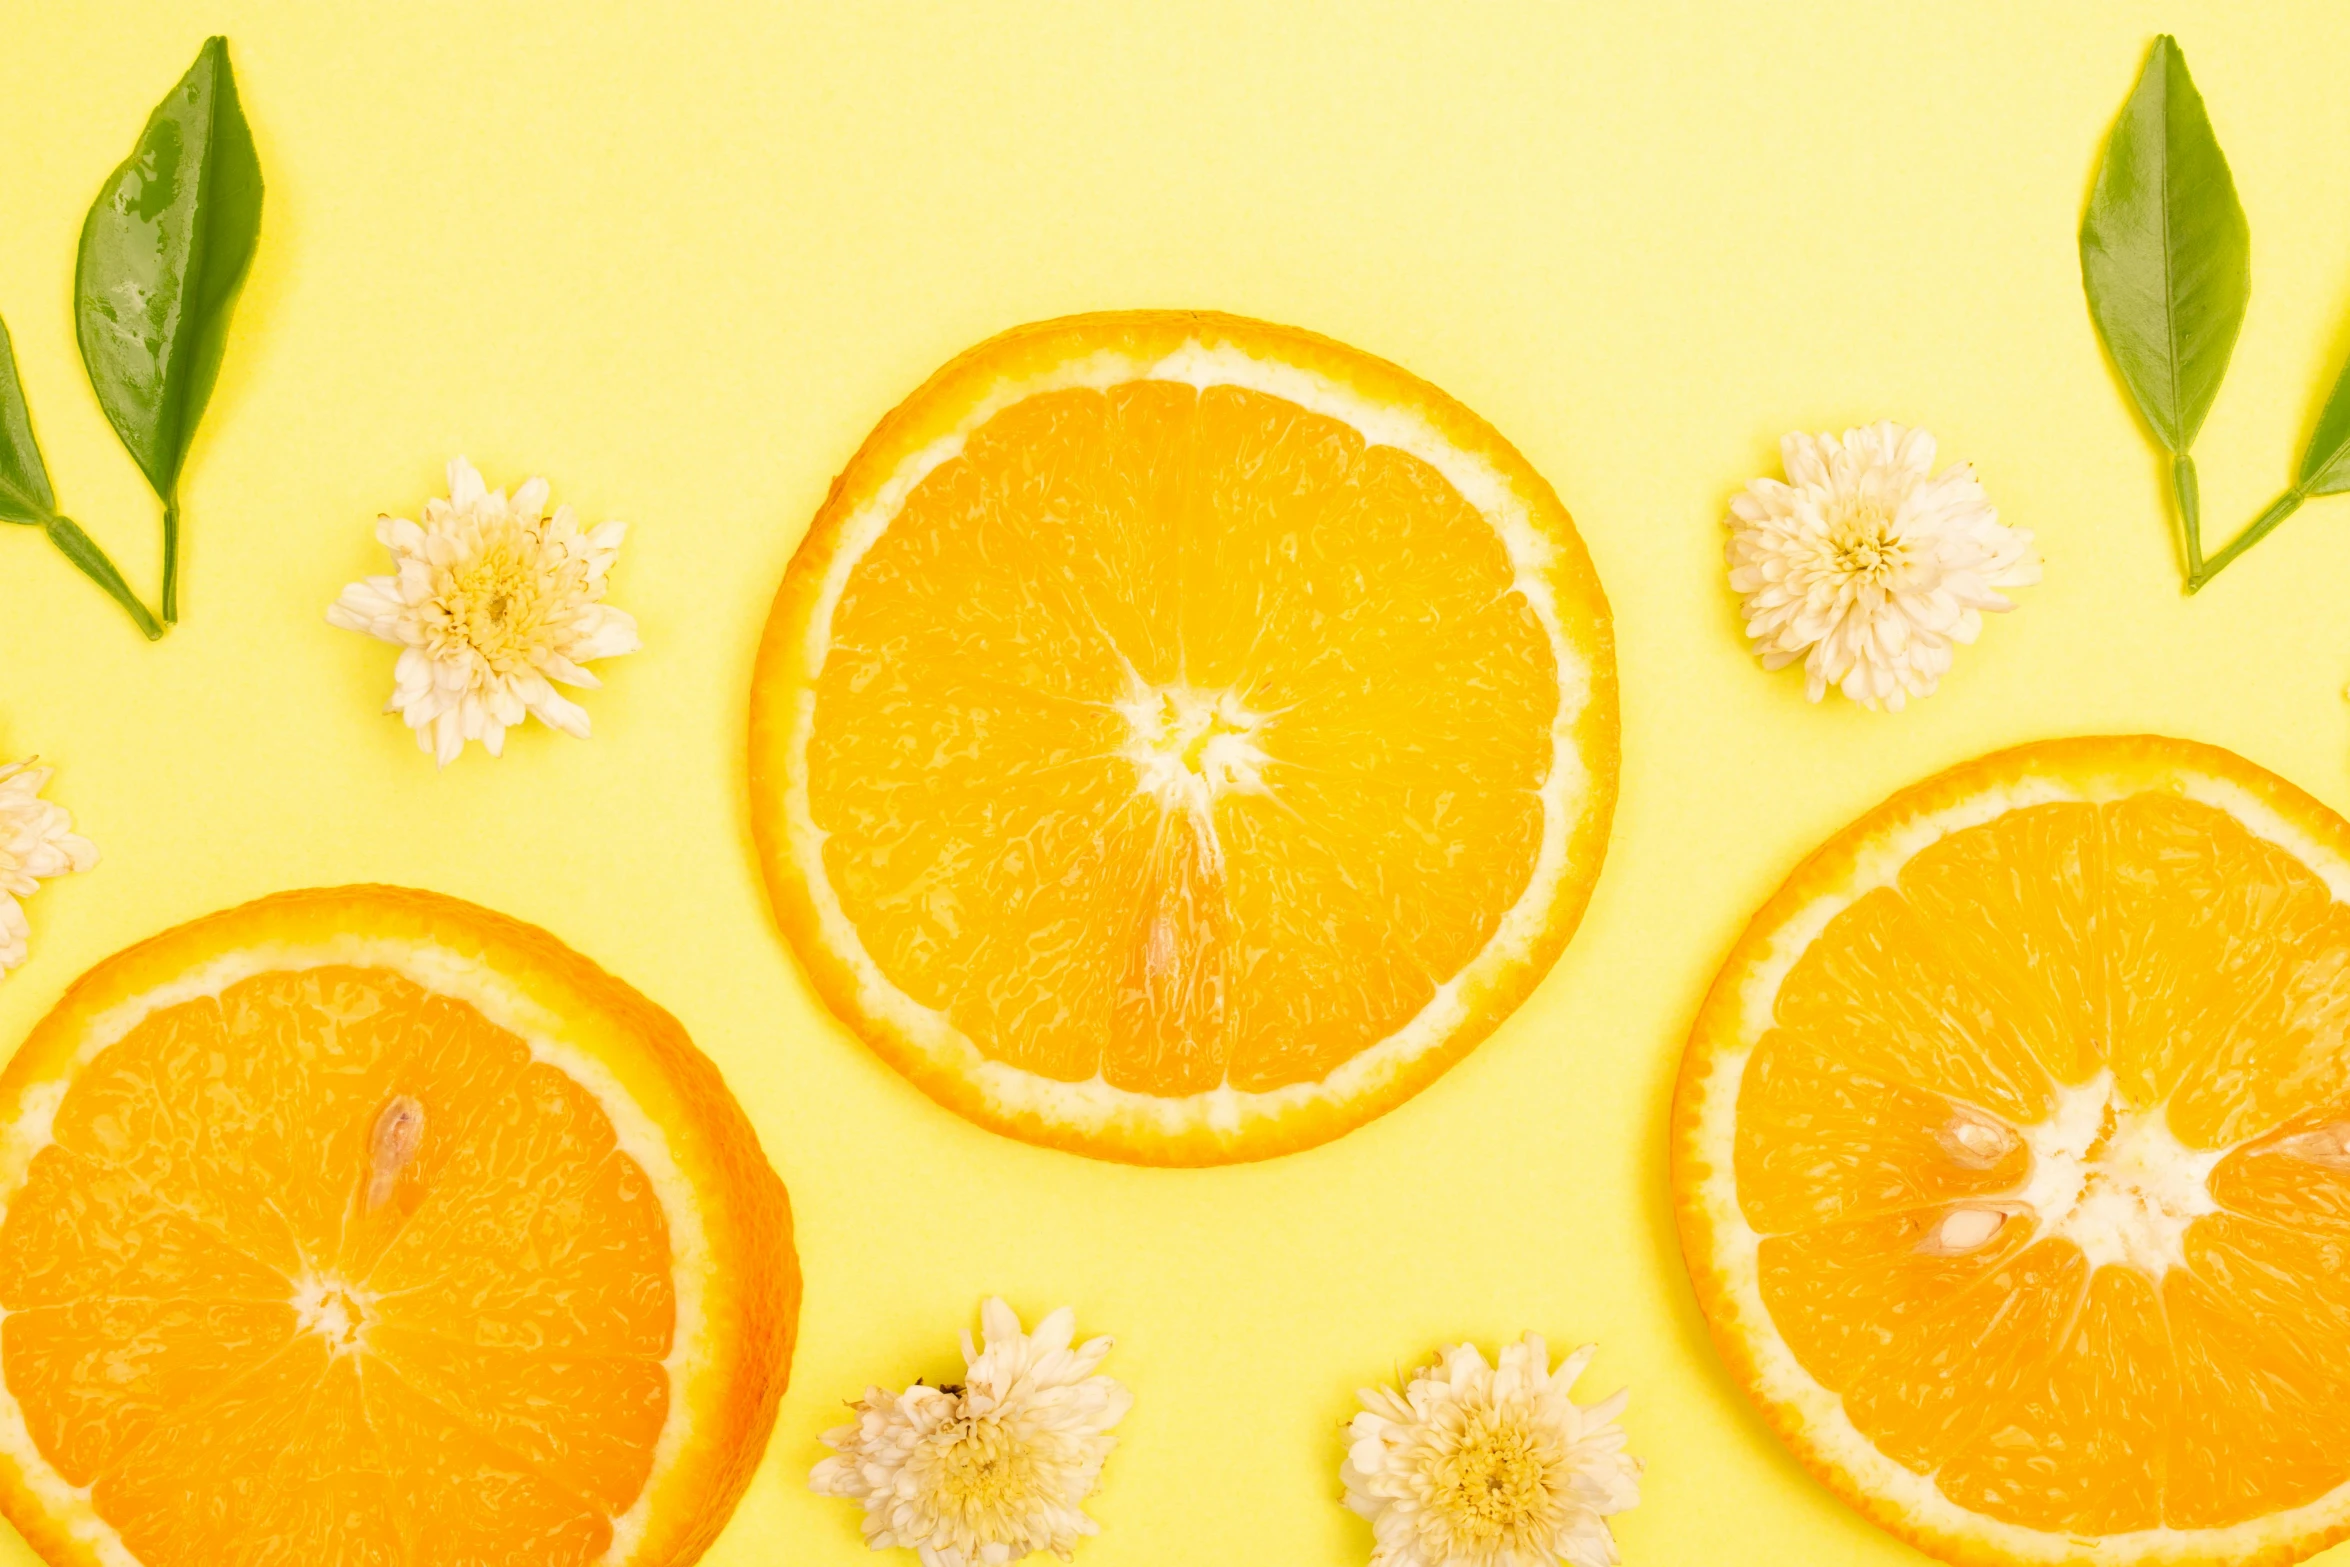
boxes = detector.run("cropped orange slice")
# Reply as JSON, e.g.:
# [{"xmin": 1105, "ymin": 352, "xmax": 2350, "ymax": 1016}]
[
  {"xmin": 0, "ymin": 886, "xmax": 797, "ymax": 1567},
  {"xmin": 1674, "ymin": 736, "xmax": 2350, "ymax": 1567},
  {"xmin": 750, "ymin": 311, "xmax": 1618, "ymax": 1163}
]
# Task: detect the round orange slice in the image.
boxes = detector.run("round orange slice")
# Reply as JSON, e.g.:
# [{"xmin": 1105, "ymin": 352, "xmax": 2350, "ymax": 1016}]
[
  {"xmin": 1674, "ymin": 735, "xmax": 2350, "ymax": 1567},
  {"xmin": 0, "ymin": 886, "xmax": 797, "ymax": 1567},
  {"xmin": 750, "ymin": 310, "xmax": 1618, "ymax": 1164}
]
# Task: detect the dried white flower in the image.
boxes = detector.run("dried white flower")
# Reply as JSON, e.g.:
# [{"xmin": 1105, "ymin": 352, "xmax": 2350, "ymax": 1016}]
[
  {"xmin": 1343, "ymin": 1335, "xmax": 1639, "ymax": 1567},
  {"xmin": 1726, "ymin": 422, "xmax": 2038, "ymax": 710},
  {"xmin": 328, "ymin": 457, "xmax": 640, "ymax": 765},
  {"xmin": 811, "ymin": 1299, "xmax": 1130, "ymax": 1566},
  {"xmin": 0, "ymin": 762, "xmax": 96, "ymax": 974}
]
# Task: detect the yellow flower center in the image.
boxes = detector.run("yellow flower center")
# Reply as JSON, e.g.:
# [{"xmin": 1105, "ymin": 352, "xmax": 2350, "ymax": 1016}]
[
  {"xmin": 1828, "ymin": 503, "xmax": 1909, "ymax": 584},
  {"xmin": 1430, "ymin": 1408, "xmax": 1552, "ymax": 1547},
  {"xmin": 440, "ymin": 535, "xmax": 555, "ymax": 667},
  {"xmin": 930, "ymin": 1412, "xmax": 1042, "ymax": 1530}
]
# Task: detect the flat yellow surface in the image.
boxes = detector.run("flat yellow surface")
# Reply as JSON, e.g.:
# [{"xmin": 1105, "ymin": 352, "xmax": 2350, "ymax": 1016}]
[{"xmin": 3, "ymin": 2, "xmax": 2349, "ymax": 1563}]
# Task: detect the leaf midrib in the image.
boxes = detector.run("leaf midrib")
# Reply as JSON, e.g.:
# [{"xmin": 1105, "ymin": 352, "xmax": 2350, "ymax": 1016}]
[
  {"xmin": 152, "ymin": 42, "xmax": 225, "ymax": 492},
  {"xmin": 2156, "ymin": 41, "xmax": 2185, "ymax": 449}
]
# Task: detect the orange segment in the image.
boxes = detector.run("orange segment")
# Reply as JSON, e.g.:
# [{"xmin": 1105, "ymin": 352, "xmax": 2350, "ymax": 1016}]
[
  {"xmin": 1674, "ymin": 736, "xmax": 2350, "ymax": 1567},
  {"xmin": 90, "ymin": 1335, "xmax": 355, "ymax": 1567},
  {"xmin": 366, "ymin": 1361, "xmax": 616, "ymax": 1567},
  {"xmin": 1754, "ymin": 1207, "xmax": 2038, "ymax": 1393},
  {"xmin": 365, "ymin": 1326, "xmax": 671, "ymax": 1512},
  {"xmin": 1735, "ymin": 1030, "xmax": 2030, "ymax": 1234},
  {"xmin": 1891, "ymin": 799, "xmax": 2106, "ymax": 1090},
  {"xmin": 0, "ymin": 886, "xmax": 797, "ymax": 1567},
  {"xmin": 2101, "ymin": 793, "xmax": 2339, "ymax": 1122},
  {"xmin": 1936, "ymin": 1263, "xmax": 2172, "ymax": 1536},
  {"xmin": 1, "ymin": 1297, "xmax": 295, "ymax": 1486},
  {"xmin": 0, "ymin": 1150, "xmax": 294, "ymax": 1308},
  {"xmin": 752, "ymin": 310, "xmax": 1617, "ymax": 1163},
  {"xmin": 2208, "ymin": 1113, "xmax": 2350, "ymax": 1235},
  {"xmin": 1771, "ymin": 884, "xmax": 2055, "ymax": 1125},
  {"xmin": 1834, "ymin": 1236, "xmax": 2088, "ymax": 1477},
  {"xmin": 2167, "ymin": 904, "xmax": 2350, "ymax": 1151},
  {"xmin": 2163, "ymin": 1267, "xmax": 2350, "ymax": 1530}
]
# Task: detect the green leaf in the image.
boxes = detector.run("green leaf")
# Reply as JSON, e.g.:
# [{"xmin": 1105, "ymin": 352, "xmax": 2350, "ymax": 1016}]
[
  {"xmin": 2080, "ymin": 35, "xmax": 2250, "ymax": 455},
  {"xmin": 77, "ymin": 36, "xmax": 261, "ymax": 493},
  {"xmin": 0, "ymin": 313, "xmax": 164, "ymax": 636},
  {"xmin": 42, "ymin": 517, "xmax": 164, "ymax": 640},
  {"xmin": 0, "ymin": 315, "xmax": 57, "ymax": 526},
  {"xmin": 2297, "ymin": 348, "xmax": 2350, "ymax": 494},
  {"xmin": 75, "ymin": 35, "xmax": 261, "ymax": 621}
]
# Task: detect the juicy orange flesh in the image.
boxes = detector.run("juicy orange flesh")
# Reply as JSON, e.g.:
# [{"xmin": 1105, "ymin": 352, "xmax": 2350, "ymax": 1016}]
[
  {"xmin": 0, "ymin": 966, "xmax": 675, "ymax": 1567},
  {"xmin": 1738, "ymin": 794, "xmax": 2350, "ymax": 1534},
  {"xmin": 808, "ymin": 381, "xmax": 1557, "ymax": 1095}
]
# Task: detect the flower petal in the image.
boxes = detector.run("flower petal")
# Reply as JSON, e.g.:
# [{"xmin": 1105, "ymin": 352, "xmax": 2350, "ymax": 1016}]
[{"xmin": 446, "ymin": 456, "xmax": 488, "ymax": 510}]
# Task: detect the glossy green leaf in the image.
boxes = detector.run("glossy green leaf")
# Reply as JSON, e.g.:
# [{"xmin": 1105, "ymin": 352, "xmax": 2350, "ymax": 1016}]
[
  {"xmin": 77, "ymin": 36, "xmax": 261, "ymax": 494},
  {"xmin": 42, "ymin": 516, "xmax": 163, "ymax": 640},
  {"xmin": 75, "ymin": 35, "xmax": 260, "ymax": 622},
  {"xmin": 0, "ymin": 311, "xmax": 164, "ymax": 636},
  {"xmin": 2192, "ymin": 287, "xmax": 2350, "ymax": 589},
  {"xmin": 0, "ymin": 316, "xmax": 56, "ymax": 526},
  {"xmin": 2080, "ymin": 35, "xmax": 2249, "ymax": 455},
  {"xmin": 2297, "ymin": 349, "xmax": 2350, "ymax": 494}
]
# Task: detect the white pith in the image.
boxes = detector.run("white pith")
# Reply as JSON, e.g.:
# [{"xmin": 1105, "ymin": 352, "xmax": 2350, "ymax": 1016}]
[
  {"xmin": 1683, "ymin": 759, "xmax": 2350, "ymax": 1565},
  {"xmin": 2014, "ymin": 1073, "xmax": 2223, "ymax": 1278},
  {"xmin": 779, "ymin": 336, "xmax": 1604, "ymax": 1143},
  {"xmin": 1116, "ymin": 681, "xmax": 1272, "ymax": 821},
  {"xmin": 0, "ymin": 935, "xmax": 713, "ymax": 1567},
  {"xmin": 290, "ymin": 1272, "xmax": 375, "ymax": 1356}
]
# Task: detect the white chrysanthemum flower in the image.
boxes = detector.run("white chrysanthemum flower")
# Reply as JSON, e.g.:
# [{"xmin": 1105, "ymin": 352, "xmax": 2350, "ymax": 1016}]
[
  {"xmin": 1342, "ymin": 1335, "xmax": 1640, "ymax": 1567},
  {"xmin": 328, "ymin": 457, "xmax": 640, "ymax": 765},
  {"xmin": 1726, "ymin": 422, "xmax": 2039, "ymax": 710},
  {"xmin": 811, "ymin": 1299, "xmax": 1131, "ymax": 1566},
  {"xmin": 0, "ymin": 762, "xmax": 97, "ymax": 975}
]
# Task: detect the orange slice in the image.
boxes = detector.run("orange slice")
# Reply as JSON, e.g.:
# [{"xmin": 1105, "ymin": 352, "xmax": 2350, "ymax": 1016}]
[
  {"xmin": 1673, "ymin": 736, "xmax": 2350, "ymax": 1567},
  {"xmin": 750, "ymin": 311, "xmax": 1618, "ymax": 1163},
  {"xmin": 0, "ymin": 886, "xmax": 797, "ymax": 1567}
]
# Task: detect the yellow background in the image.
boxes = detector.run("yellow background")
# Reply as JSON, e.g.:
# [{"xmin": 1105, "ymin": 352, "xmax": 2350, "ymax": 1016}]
[{"xmin": 2, "ymin": 1, "xmax": 2348, "ymax": 1562}]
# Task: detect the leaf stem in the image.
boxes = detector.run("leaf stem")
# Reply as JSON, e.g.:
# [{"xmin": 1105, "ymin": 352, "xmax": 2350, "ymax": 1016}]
[
  {"xmin": 160, "ymin": 492, "xmax": 180, "ymax": 623},
  {"xmin": 2171, "ymin": 452, "xmax": 2204, "ymax": 580},
  {"xmin": 2188, "ymin": 485, "xmax": 2307, "ymax": 593},
  {"xmin": 44, "ymin": 516, "xmax": 164, "ymax": 640}
]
